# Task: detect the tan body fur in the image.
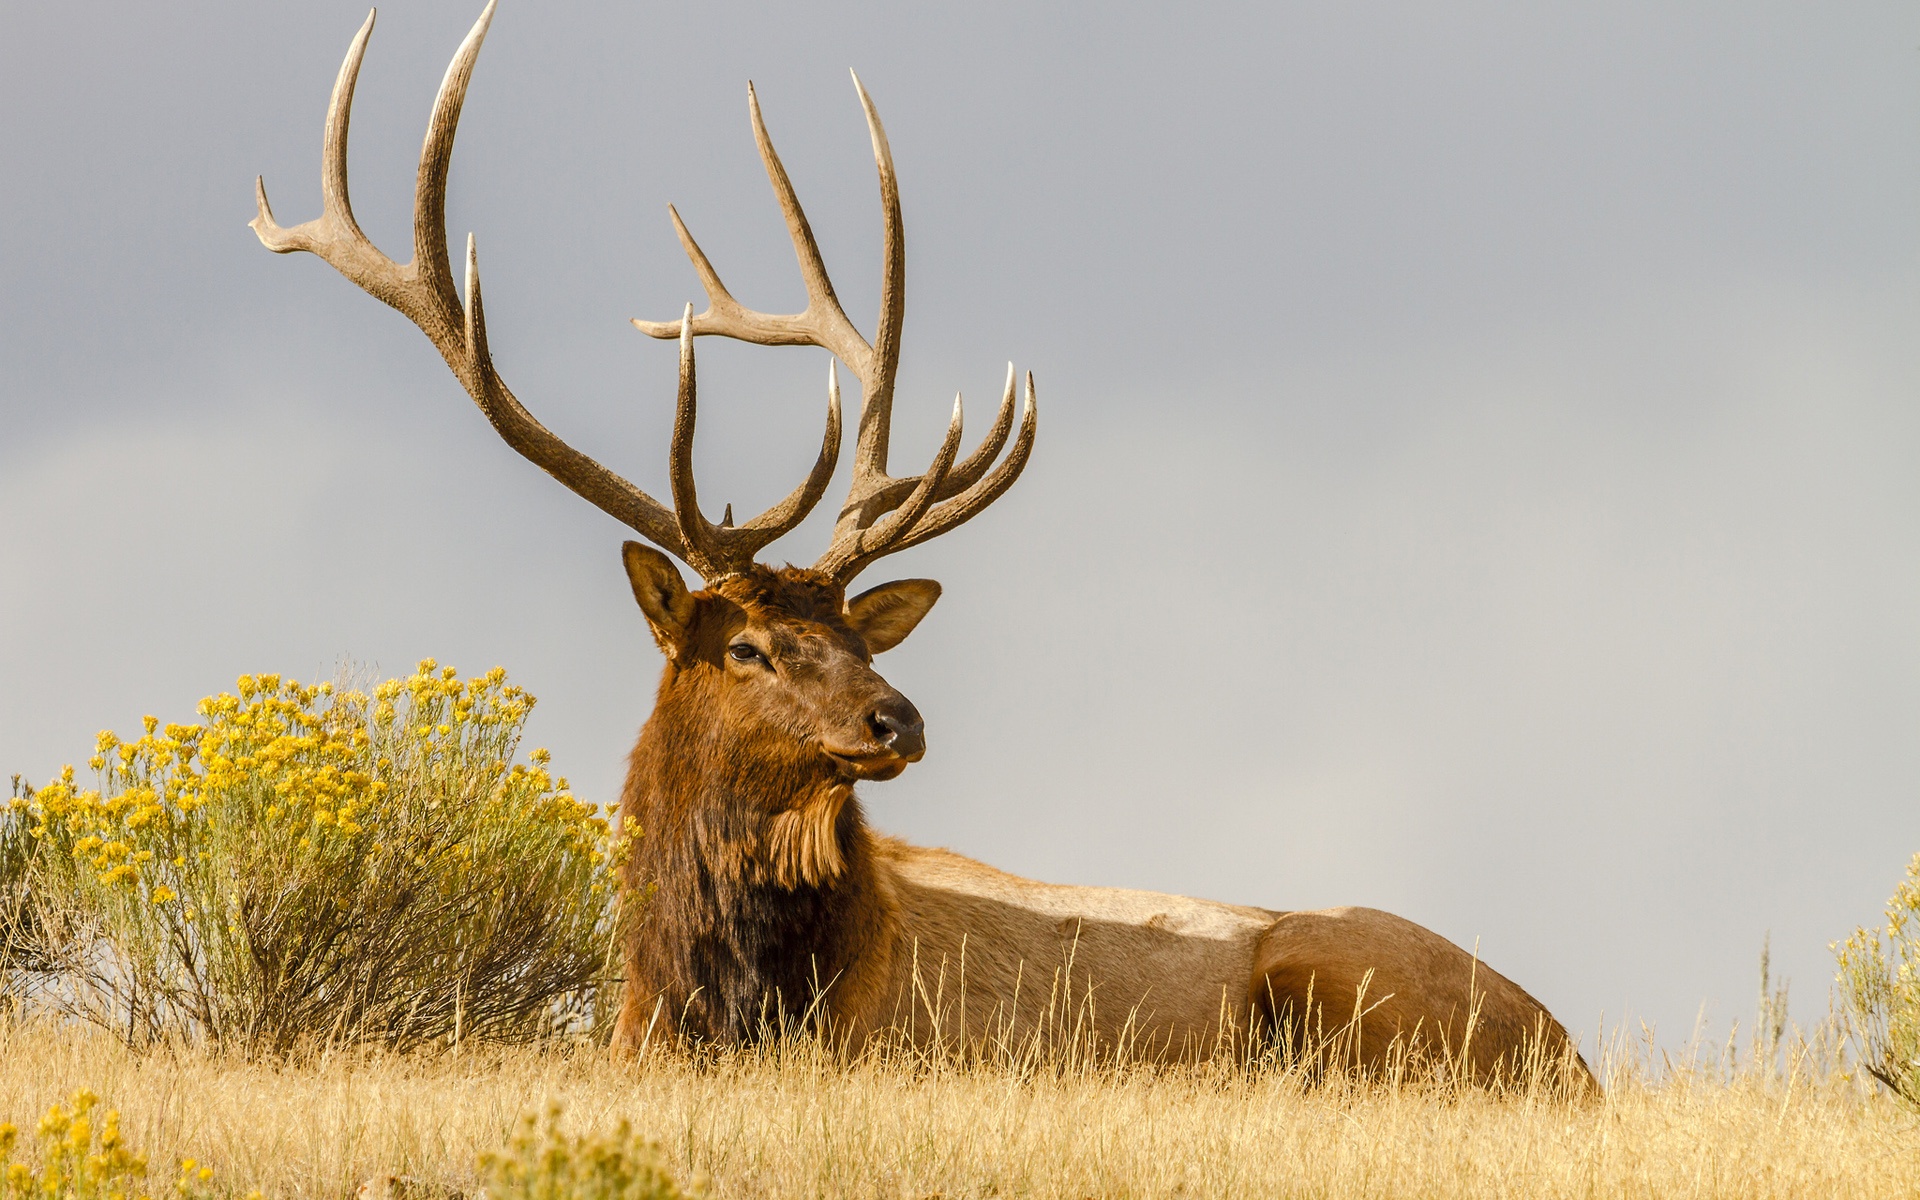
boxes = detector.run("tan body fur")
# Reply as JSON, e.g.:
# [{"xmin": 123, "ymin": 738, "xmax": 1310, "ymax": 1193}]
[
  {"xmin": 863, "ymin": 838, "xmax": 1278, "ymax": 1057},
  {"xmin": 635, "ymin": 834, "xmax": 1577, "ymax": 1077}
]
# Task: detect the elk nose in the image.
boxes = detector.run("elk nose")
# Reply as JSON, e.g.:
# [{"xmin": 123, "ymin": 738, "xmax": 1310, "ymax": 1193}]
[{"xmin": 870, "ymin": 702, "xmax": 926, "ymax": 760}]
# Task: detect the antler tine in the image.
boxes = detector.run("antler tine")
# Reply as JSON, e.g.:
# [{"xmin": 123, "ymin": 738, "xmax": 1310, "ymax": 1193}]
[
  {"xmin": 815, "ymin": 394, "xmax": 966, "ymax": 580},
  {"xmin": 255, "ymin": 3, "xmax": 694, "ymax": 562},
  {"xmin": 410, "ymin": 0, "xmax": 497, "ymax": 317},
  {"xmin": 750, "ymin": 81, "xmax": 871, "ymax": 370},
  {"xmin": 855, "ymin": 362, "xmax": 1019, "ymax": 518},
  {"xmin": 846, "ymin": 372, "xmax": 1037, "ymax": 570},
  {"xmin": 948, "ymin": 362, "xmax": 1020, "ymax": 491},
  {"xmin": 666, "ymin": 305, "xmax": 724, "ymax": 577},
  {"xmin": 462, "ymin": 232, "xmax": 489, "ymax": 369},
  {"xmin": 872, "ymin": 393, "xmax": 964, "ymax": 539},
  {"xmin": 252, "ymin": 10, "xmax": 394, "ymax": 287},
  {"xmin": 631, "ymin": 84, "xmax": 874, "ymax": 377},
  {"xmin": 319, "ymin": 14, "xmax": 373, "ymax": 240},
  {"xmin": 848, "ymin": 70, "xmax": 906, "ymax": 482}
]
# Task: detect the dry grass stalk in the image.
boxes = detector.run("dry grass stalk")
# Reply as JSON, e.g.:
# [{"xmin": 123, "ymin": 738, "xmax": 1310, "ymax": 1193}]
[{"xmin": 0, "ymin": 1015, "xmax": 1912, "ymax": 1200}]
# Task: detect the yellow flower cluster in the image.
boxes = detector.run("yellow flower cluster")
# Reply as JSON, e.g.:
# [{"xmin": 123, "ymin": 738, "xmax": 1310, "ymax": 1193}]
[
  {"xmin": 24, "ymin": 676, "xmax": 369, "ymax": 899},
  {"xmin": 0, "ymin": 1090, "xmax": 250, "ymax": 1200},
  {"xmin": 1, "ymin": 1090, "xmax": 146, "ymax": 1200},
  {"xmin": 16, "ymin": 661, "xmax": 612, "ymax": 914},
  {"xmin": 29, "ymin": 766, "xmax": 161, "ymax": 893},
  {"xmin": 373, "ymin": 660, "xmax": 531, "ymax": 735}
]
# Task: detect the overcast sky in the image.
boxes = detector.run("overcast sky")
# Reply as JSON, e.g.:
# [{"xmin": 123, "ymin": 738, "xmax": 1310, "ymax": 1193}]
[{"xmin": 3, "ymin": 0, "xmax": 1917, "ymax": 1053}]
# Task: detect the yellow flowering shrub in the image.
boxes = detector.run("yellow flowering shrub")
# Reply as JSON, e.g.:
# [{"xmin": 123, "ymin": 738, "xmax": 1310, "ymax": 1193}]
[
  {"xmin": 4, "ymin": 663, "xmax": 625, "ymax": 1052},
  {"xmin": 479, "ymin": 1105, "xmax": 689, "ymax": 1200},
  {"xmin": 0, "ymin": 1089, "xmax": 248, "ymax": 1200},
  {"xmin": 1835, "ymin": 851, "xmax": 1920, "ymax": 1109}
]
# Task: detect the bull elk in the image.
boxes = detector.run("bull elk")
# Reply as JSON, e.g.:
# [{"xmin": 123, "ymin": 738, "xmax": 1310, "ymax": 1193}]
[{"xmin": 254, "ymin": 3, "xmax": 1591, "ymax": 1084}]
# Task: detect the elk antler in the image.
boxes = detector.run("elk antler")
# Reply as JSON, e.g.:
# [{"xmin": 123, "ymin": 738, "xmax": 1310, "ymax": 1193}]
[
  {"xmin": 250, "ymin": 3, "xmax": 842, "ymax": 583},
  {"xmin": 632, "ymin": 76, "xmax": 1037, "ymax": 584}
]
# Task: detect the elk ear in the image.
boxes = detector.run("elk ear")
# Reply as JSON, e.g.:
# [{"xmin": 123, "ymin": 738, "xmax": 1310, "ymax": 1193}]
[
  {"xmin": 845, "ymin": 579, "xmax": 942, "ymax": 654},
  {"xmin": 622, "ymin": 541, "xmax": 695, "ymax": 653}
]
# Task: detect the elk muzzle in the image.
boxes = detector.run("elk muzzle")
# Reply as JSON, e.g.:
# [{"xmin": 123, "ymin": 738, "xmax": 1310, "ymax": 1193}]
[{"xmin": 826, "ymin": 693, "xmax": 926, "ymax": 780}]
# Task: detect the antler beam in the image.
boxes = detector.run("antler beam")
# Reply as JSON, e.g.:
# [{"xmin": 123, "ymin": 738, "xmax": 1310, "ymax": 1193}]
[
  {"xmin": 256, "ymin": 3, "xmax": 1030, "ymax": 587},
  {"xmin": 251, "ymin": 3, "xmax": 842, "ymax": 582}
]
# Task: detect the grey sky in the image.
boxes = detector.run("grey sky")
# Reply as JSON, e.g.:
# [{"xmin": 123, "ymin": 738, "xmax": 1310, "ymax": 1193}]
[{"xmin": 3, "ymin": 0, "xmax": 1917, "ymax": 1051}]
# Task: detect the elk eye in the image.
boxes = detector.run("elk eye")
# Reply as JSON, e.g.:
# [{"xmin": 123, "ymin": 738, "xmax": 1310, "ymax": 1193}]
[{"xmin": 727, "ymin": 642, "xmax": 766, "ymax": 665}]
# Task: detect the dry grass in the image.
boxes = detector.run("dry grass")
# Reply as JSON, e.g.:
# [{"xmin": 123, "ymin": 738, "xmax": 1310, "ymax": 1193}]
[{"xmin": 0, "ymin": 1018, "xmax": 1913, "ymax": 1199}]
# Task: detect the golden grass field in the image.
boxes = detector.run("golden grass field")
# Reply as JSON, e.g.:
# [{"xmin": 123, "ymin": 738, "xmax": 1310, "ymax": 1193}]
[{"xmin": 1, "ymin": 1017, "xmax": 1914, "ymax": 1200}]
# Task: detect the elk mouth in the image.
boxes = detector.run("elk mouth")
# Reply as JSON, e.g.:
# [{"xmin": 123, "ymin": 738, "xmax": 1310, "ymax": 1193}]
[{"xmin": 822, "ymin": 744, "xmax": 922, "ymax": 781}]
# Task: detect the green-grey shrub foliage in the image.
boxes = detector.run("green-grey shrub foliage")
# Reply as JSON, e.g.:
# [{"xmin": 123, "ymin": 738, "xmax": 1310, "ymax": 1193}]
[
  {"xmin": 2, "ymin": 662, "xmax": 626, "ymax": 1052},
  {"xmin": 1835, "ymin": 851, "xmax": 1920, "ymax": 1108}
]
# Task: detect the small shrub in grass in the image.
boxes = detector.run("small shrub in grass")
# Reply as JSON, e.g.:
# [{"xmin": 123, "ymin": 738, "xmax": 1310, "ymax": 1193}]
[
  {"xmin": 2, "ymin": 780, "xmax": 45, "ymax": 980},
  {"xmin": 480, "ymin": 1105, "xmax": 689, "ymax": 1200},
  {"xmin": 5, "ymin": 662, "xmax": 626, "ymax": 1052},
  {"xmin": 0, "ymin": 1087, "xmax": 247, "ymax": 1200},
  {"xmin": 1835, "ymin": 850, "xmax": 1920, "ymax": 1108}
]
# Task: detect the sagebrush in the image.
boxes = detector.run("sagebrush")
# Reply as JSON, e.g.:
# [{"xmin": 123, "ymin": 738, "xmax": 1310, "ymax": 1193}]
[
  {"xmin": 1835, "ymin": 849, "xmax": 1920, "ymax": 1108},
  {"xmin": 1, "ymin": 663, "xmax": 625, "ymax": 1052}
]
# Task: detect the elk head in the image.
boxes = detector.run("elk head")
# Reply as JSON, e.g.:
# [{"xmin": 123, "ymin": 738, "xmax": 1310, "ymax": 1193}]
[
  {"xmin": 623, "ymin": 547, "xmax": 940, "ymax": 783},
  {"xmin": 250, "ymin": 2, "xmax": 1034, "ymax": 789}
]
